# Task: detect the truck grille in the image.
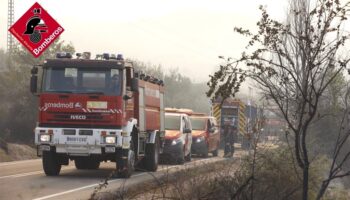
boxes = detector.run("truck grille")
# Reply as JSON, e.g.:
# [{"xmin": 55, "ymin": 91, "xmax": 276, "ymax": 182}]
[
  {"xmin": 47, "ymin": 112, "xmax": 110, "ymax": 123},
  {"xmin": 79, "ymin": 130, "xmax": 93, "ymax": 136},
  {"xmin": 63, "ymin": 129, "xmax": 76, "ymax": 135}
]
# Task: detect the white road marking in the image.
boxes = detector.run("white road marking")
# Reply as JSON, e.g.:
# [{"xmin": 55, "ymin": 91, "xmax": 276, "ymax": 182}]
[
  {"xmin": 31, "ymin": 158, "xmax": 217, "ymax": 200},
  {"xmin": 0, "ymin": 170, "xmax": 43, "ymax": 179},
  {"xmin": 0, "ymin": 159, "xmax": 40, "ymax": 166},
  {"xmin": 32, "ymin": 182, "xmax": 109, "ymax": 200},
  {"xmin": 0, "ymin": 166, "xmax": 75, "ymax": 179},
  {"xmin": 32, "ymin": 173, "xmax": 146, "ymax": 200}
]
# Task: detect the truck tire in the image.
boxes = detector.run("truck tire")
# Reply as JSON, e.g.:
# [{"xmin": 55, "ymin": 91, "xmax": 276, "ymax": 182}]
[
  {"xmin": 212, "ymin": 148, "xmax": 219, "ymax": 157},
  {"xmin": 202, "ymin": 147, "xmax": 209, "ymax": 158},
  {"xmin": 87, "ymin": 160, "xmax": 100, "ymax": 169},
  {"xmin": 75, "ymin": 158, "xmax": 87, "ymax": 169},
  {"xmin": 117, "ymin": 150, "xmax": 135, "ymax": 178},
  {"xmin": 185, "ymin": 151, "xmax": 192, "ymax": 162},
  {"xmin": 144, "ymin": 137, "xmax": 159, "ymax": 171},
  {"xmin": 177, "ymin": 150, "xmax": 185, "ymax": 164},
  {"xmin": 42, "ymin": 151, "xmax": 61, "ymax": 176}
]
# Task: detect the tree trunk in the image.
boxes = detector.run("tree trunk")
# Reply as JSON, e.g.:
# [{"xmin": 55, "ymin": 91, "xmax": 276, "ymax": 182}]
[
  {"xmin": 316, "ymin": 181, "xmax": 328, "ymax": 200},
  {"xmin": 302, "ymin": 164, "xmax": 309, "ymax": 200}
]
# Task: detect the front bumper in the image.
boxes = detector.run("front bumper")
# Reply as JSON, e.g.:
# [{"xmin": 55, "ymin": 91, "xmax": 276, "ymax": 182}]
[
  {"xmin": 161, "ymin": 139, "xmax": 183, "ymax": 159},
  {"xmin": 191, "ymin": 137, "xmax": 208, "ymax": 154},
  {"xmin": 34, "ymin": 127, "xmax": 129, "ymax": 155}
]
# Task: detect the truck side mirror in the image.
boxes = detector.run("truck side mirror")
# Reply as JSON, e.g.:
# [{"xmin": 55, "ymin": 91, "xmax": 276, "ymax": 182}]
[
  {"xmin": 31, "ymin": 66, "xmax": 38, "ymax": 75},
  {"xmin": 123, "ymin": 95, "xmax": 131, "ymax": 101},
  {"xmin": 209, "ymin": 127, "xmax": 216, "ymax": 133},
  {"xmin": 30, "ymin": 75, "xmax": 38, "ymax": 94},
  {"xmin": 30, "ymin": 66, "xmax": 38, "ymax": 94},
  {"xmin": 183, "ymin": 128, "xmax": 191, "ymax": 134},
  {"xmin": 131, "ymin": 78, "xmax": 139, "ymax": 92}
]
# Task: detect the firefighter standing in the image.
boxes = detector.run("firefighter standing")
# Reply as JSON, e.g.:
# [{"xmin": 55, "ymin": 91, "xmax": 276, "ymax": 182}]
[{"xmin": 223, "ymin": 124, "xmax": 235, "ymax": 157}]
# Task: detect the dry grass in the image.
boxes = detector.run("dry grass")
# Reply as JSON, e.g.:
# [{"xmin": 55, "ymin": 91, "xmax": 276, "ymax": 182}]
[
  {"xmin": 92, "ymin": 146, "xmax": 350, "ymax": 200},
  {"xmin": 91, "ymin": 158, "xmax": 241, "ymax": 200}
]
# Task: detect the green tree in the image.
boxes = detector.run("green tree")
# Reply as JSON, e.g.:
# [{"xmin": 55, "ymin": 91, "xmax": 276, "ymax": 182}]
[
  {"xmin": 0, "ymin": 39, "xmax": 74, "ymax": 143},
  {"xmin": 131, "ymin": 60, "xmax": 210, "ymax": 113}
]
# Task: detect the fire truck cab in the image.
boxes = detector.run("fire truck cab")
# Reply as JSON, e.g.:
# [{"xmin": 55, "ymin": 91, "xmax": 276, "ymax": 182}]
[{"xmin": 30, "ymin": 52, "xmax": 165, "ymax": 178}]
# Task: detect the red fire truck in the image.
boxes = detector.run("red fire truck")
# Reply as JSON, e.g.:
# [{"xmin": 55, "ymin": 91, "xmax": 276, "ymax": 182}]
[{"xmin": 30, "ymin": 52, "xmax": 165, "ymax": 178}]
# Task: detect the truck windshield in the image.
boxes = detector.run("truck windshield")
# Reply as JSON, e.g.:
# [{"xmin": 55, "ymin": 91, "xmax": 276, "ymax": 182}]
[
  {"xmin": 165, "ymin": 115, "xmax": 181, "ymax": 130},
  {"xmin": 42, "ymin": 67, "xmax": 122, "ymax": 95},
  {"xmin": 190, "ymin": 118, "xmax": 206, "ymax": 130}
]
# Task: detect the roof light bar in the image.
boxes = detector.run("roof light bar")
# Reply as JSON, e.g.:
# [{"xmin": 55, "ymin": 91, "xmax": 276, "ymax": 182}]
[
  {"xmin": 110, "ymin": 54, "xmax": 117, "ymax": 60},
  {"xmin": 117, "ymin": 54, "xmax": 124, "ymax": 60},
  {"xmin": 56, "ymin": 52, "xmax": 72, "ymax": 59},
  {"xmin": 103, "ymin": 53, "xmax": 110, "ymax": 60},
  {"xmin": 82, "ymin": 52, "xmax": 91, "ymax": 59}
]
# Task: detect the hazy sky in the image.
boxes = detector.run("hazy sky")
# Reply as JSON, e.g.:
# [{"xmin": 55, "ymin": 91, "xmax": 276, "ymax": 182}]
[{"xmin": 1, "ymin": 0, "xmax": 289, "ymax": 82}]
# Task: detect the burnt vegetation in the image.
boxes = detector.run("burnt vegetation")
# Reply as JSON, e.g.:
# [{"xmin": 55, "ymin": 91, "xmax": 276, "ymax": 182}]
[{"xmin": 207, "ymin": 0, "xmax": 350, "ymax": 199}]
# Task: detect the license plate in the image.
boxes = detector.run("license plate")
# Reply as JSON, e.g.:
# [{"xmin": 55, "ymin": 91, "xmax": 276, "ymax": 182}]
[
  {"xmin": 66, "ymin": 136, "xmax": 87, "ymax": 143},
  {"xmin": 40, "ymin": 145, "xmax": 50, "ymax": 151},
  {"xmin": 105, "ymin": 146, "xmax": 115, "ymax": 153}
]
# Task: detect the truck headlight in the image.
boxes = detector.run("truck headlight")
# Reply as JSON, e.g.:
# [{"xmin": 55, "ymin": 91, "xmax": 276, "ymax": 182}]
[
  {"xmin": 171, "ymin": 138, "xmax": 181, "ymax": 145},
  {"xmin": 196, "ymin": 136, "xmax": 205, "ymax": 143},
  {"xmin": 105, "ymin": 136, "xmax": 116, "ymax": 144},
  {"xmin": 40, "ymin": 134, "xmax": 51, "ymax": 142}
]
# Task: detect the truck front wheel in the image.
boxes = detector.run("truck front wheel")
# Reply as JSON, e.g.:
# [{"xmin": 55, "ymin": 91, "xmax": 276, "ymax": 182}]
[
  {"xmin": 177, "ymin": 149, "xmax": 185, "ymax": 164},
  {"xmin": 202, "ymin": 146, "xmax": 209, "ymax": 158},
  {"xmin": 75, "ymin": 158, "xmax": 86, "ymax": 169},
  {"xmin": 185, "ymin": 150, "xmax": 192, "ymax": 161},
  {"xmin": 212, "ymin": 148, "xmax": 219, "ymax": 157},
  {"xmin": 144, "ymin": 137, "xmax": 159, "ymax": 171},
  {"xmin": 42, "ymin": 151, "xmax": 61, "ymax": 176}
]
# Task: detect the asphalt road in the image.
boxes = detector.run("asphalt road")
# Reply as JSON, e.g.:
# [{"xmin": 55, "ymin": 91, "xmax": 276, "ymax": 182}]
[{"xmin": 0, "ymin": 153, "xmax": 229, "ymax": 200}]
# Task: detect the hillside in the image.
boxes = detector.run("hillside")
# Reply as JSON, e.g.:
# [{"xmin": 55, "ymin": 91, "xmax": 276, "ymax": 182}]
[{"xmin": 0, "ymin": 143, "xmax": 36, "ymax": 162}]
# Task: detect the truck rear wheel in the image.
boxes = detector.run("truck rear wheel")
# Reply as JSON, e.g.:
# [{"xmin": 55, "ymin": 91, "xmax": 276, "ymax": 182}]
[
  {"xmin": 185, "ymin": 151, "xmax": 192, "ymax": 161},
  {"xmin": 144, "ymin": 137, "xmax": 159, "ymax": 171},
  {"xmin": 117, "ymin": 150, "xmax": 135, "ymax": 178},
  {"xmin": 87, "ymin": 160, "xmax": 100, "ymax": 169},
  {"xmin": 42, "ymin": 151, "xmax": 61, "ymax": 176},
  {"xmin": 75, "ymin": 158, "xmax": 85, "ymax": 169},
  {"xmin": 212, "ymin": 148, "xmax": 219, "ymax": 157}
]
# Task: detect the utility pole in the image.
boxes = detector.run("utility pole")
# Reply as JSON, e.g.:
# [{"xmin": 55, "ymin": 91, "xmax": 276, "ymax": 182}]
[{"xmin": 7, "ymin": 0, "xmax": 15, "ymax": 53}]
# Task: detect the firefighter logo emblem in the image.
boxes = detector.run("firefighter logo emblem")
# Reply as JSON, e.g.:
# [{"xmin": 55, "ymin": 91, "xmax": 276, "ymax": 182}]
[
  {"xmin": 23, "ymin": 8, "xmax": 48, "ymax": 44},
  {"xmin": 8, "ymin": 2, "xmax": 64, "ymax": 58},
  {"xmin": 74, "ymin": 103, "xmax": 82, "ymax": 109}
]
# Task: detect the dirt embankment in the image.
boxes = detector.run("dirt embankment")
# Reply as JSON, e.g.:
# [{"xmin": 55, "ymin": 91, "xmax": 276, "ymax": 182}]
[{"xmin": 0, "ymin": 143, "xmax": 36, "ymax": 162}]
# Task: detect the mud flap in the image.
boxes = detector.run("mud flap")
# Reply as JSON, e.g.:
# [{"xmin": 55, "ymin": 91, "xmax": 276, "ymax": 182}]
[{"xmin": 116, "ymin": 149, "xmax": 135, "ymax": 178}]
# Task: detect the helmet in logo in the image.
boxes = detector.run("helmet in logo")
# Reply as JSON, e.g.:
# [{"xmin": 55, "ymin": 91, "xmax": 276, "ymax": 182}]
[
  {"xmin": 74, "ymin": 102, "xmax": 82, "ymax": 109},
  {"xmin": 24, "ymin": 17, "xmax": 41, "ymax": 35},
  {"xmin": 23, "ymin": 8, "xmax": 48, "ymax": 44}
]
